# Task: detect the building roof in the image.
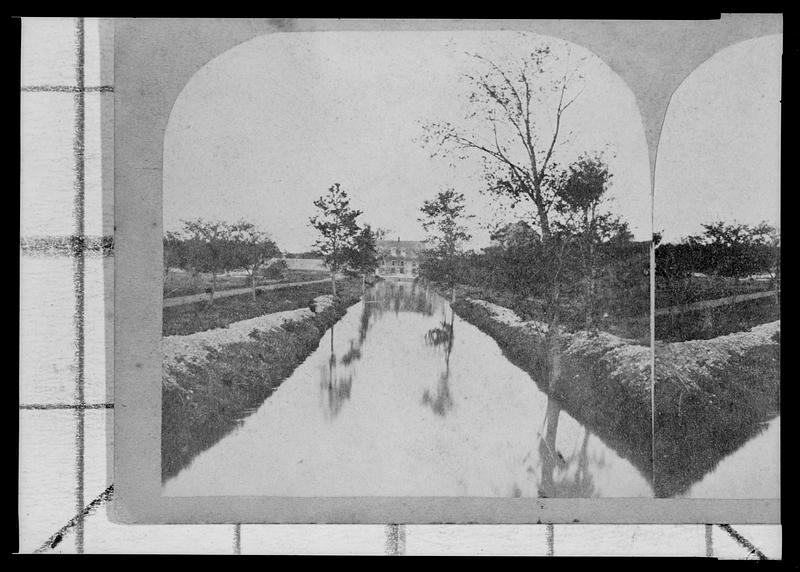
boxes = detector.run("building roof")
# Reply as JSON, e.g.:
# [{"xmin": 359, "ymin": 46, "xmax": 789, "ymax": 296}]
[{"xmin": 376, "ymin": 239, "xmax": 426, "ymax": 250}]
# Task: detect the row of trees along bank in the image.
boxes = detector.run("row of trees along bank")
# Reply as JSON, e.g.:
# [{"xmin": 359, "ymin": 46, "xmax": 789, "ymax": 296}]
[
  {"xmin": 655, "ymin": 221, "xmax": 780, "ymax": 303},
  {"xmin": 164, "ymin": 219, "xmax": 281, "ymax": 305},
  {"xmin": 418, "ymin": 44, "xmax": 647, "ymax": 393}
]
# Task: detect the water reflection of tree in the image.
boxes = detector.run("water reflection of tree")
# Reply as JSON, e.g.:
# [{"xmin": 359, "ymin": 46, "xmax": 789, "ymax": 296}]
[
  {"xmin": 320, "ymin": 281, "xmax": 445, "ymax": 419},
  {"xmin": 536, "ymin": 397, "xmax": 602, "ymax": 498},
  {"xmin": 318, "ymin": 289, "xmax": 383, "ymax": 419},
  {"xmin": 319, "ymin": 324, "xmax": 354, "ymax": 419},
  {"xmin": 368, "ymin": 280, "xmax": 438, "ymax": 317},
  {"xmin": 422, "ymin": 307, "xmax": 455, "ymax": 416}
]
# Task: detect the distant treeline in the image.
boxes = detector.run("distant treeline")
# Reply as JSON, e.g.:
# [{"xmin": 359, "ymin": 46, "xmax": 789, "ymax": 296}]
[
  {"xmin": 164, "ymin": 218, "xmax": 282, "ymax": 303},
  {"xmin": 284, "ymin": 251, "xmax": 322, "ymax": 259},
  {"xmin": 655, "ymin": 221, "xmax": 780, "ymax": 284}
]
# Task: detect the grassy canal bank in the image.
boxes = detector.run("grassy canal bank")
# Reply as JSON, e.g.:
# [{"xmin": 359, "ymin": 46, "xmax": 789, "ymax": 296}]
[
  {"xmin": 447, "ymin": 283, "xmax": 780, "ymax": 497},
  {"xmin": 162, "ymin": 278, "xmax": 363, "ymax": 481},
  {"xmin": 163, "ymin": 279, "xmax": 360, "ymax": 336}
]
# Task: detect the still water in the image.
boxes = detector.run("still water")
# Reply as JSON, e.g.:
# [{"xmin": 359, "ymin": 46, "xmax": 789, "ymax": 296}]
[{"xmin": 163, "ymin": 280, "xmax": 655, "ymax": 497}]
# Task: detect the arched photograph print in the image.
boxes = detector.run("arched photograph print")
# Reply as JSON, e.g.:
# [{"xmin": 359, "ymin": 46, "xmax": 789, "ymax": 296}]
[
  {"xmin": 653, "ymin": 35, "xmax": 781, "ymax": 499},
  {"xmin": 159, "ymin": 29, "xmax": 655, "ymax": 498}
]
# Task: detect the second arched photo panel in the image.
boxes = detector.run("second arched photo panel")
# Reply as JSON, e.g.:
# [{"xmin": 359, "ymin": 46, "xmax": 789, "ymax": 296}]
[{"xmin": 652, "ymin": 34, "xmax": 781, "ymax": 499}]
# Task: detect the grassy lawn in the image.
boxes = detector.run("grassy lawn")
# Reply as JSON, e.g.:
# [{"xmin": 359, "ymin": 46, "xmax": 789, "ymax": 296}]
[
  {"xmin": 163, "ymin": 277, "xmax": 363, "ymax": 336},
  {"xmin": 656, "ymin": 274, "xmax": 777, "ymax": 309},
  {"xmin": 163, "ymin": 268, "xmax": 330, "ymax": 299},
  {"xmin": 655, "ymin": 295, "xmax": 780, "ymax": 342}
]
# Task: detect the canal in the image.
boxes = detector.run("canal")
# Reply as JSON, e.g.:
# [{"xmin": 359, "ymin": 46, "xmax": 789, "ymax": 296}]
[{"xmin": 163, "ymin": 280, "xmax": 655, "ymax": 497}]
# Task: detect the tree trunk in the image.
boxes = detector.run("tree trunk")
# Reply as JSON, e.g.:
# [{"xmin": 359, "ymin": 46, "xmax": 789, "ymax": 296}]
[
  {"xmin": 330, "ymin": 270, "xmax": 337, "ymax": 297},
  {"xmin": 251, "ymin": 263, "xmax": 259, "ymax": 301},
  {"xmin": 209, "ymin": 271, "xmax": 217, "ymax": 307},
  {"xmin": 586, "ymin": 239, "xmax": 596, "ymax": 331},
  {"xmin": 539, "ymin": 397, "xmax": 561, "ymax": 497},
  {"xmin": 546, "ymin": 276, "xmax": 563, "ymax": 394},
  {"xmin": 362, "ymin": 273, "xmax": 366, "ymax": 296},
  {"xmin": 546, "ymin": 318, "xmax": 562, "ymax": 394},
  {"xmin": 528, "ymin": 181, "xmax": 551, "ymax": 243}
]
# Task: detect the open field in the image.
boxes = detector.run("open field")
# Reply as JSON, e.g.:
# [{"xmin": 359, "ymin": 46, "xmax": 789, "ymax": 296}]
[
  {"xmin": 164, "ymin": 267, "xmax": 330, "ymax": 299},
  {"xmin": 656, "ymin": 295, "xmax": 780, "ymax": 342},
  {"xmin": 656, "ymin": 274, "xmax": 777, "ymax": 309}
]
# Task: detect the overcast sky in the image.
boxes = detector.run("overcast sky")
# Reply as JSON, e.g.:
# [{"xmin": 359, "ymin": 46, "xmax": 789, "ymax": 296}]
[
  {"xmin": 655, "ymin": 34, "xmax": 782, "ymax": 243},
  {"xmin": 163, "ymin": 31, "xmax": 780, "ymax": 252}
]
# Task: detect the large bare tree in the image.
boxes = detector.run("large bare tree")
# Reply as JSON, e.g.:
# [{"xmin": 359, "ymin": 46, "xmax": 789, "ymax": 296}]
[
  {"xmin": 423, "ymin": 43, "xmax": 587, "ymax": 242},
  {"xmin": 422, "ymin": 42, "xmax": 589, "ymax": 392}
]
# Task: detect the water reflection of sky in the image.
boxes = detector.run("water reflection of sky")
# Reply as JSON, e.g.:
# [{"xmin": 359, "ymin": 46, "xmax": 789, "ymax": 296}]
[
  {"xmin": 680, "ymin": 416, "xmax": 780, "ymax": 499},
  {"xmin": 163, "ymin": 281, "xmax": 655, "ymax": 497}
]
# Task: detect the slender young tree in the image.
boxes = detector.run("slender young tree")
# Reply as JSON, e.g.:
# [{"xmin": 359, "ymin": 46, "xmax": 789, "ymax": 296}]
[
  {"xmin": 418, "ymin": 189, "xmax": 473, "ymax": 302},
  {"xmin": 345, "ymin": 224, "xmax": 384, "ymax": 294},
  {"xmin": 557, "ymin": 153, "xmax": 614, "ymax": 330},
  {"xmin": 309, "ymin": 183, "xmax": 362, "ymax": 297}
]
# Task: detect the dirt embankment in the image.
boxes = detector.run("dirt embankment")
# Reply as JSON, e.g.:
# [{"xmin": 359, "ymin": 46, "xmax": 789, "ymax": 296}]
[
  {"xmin": 162, "ymin": 293, "xmax": 360, "ymax": 481},
  {"xmin": 452, "ymin": 296, "xmax": 780, "ymax": 496},
  {"xmin": 654, "ymin": 321, "xmax": 780, "ymax": 496}
]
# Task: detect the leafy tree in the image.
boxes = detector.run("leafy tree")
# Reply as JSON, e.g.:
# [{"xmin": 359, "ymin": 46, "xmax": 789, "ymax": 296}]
[
  {"xmin": 163, "ymin": 230, "xmax": 184, "ymax": 286},
  {"xmin": 418, "ymin": 189, "xmax": 474, "ymax": 301},
  {"xmin": 228, "ymin": 220, "xmax": 281, "ymax": 300},
  {"xmin": 422, "ymin": 43, "xmax": 586, "ymax": 242},
  {"xmin": 261, "ymin": 259, "xmax": 288, "ymax": 280},
  {"xmin": 345, "ymin": 224, "xmax": 384, "ymax": 293},
  {"xmin": 684, "ymin": 221, "xmax": 780, "ymax": 279},
  {"xmin": 309, "ymin": 183, "xmax": 363, "ymax": 297},
  {"xmin": 556, "ymin": 153, "xmax": 615, "ymax": 329},
  {"xmin": 176, "ymin": 219, "xmax": 236, "ymax": 306}
]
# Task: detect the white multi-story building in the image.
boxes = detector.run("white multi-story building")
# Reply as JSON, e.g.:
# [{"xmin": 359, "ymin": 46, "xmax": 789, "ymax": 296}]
[{"xmin": 376, "ymin": 239, "xmax": 425, "ymax": 278}]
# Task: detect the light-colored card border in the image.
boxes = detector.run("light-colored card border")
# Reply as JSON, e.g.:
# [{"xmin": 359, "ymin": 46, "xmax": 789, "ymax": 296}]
[{"xmin": 112, "ymin": 17, "xmax": 781, "ymax": 524}]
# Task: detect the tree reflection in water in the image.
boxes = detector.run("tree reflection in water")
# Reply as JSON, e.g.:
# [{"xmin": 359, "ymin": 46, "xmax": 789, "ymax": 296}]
[
  {"xmin": 318, "ymin": 290, "xmax": 380, "ymax": 419},
  {"xmin": 369, "ymin": 280, "xmax": 436, "ymax": 317},
  {"xmin": 422, "ymin": 307, "xmax": 455, "ymax": 416},
  {"xmin": 320, "ymin": 280, "xmax": 442, "ymax": 419},
  {"xmin": 319, "ymin": 323, "xmax": 356, "ymax": 420},
  {"xmin": 535, "ymin": 396, "xmax": 604, "ymax": 498}
]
